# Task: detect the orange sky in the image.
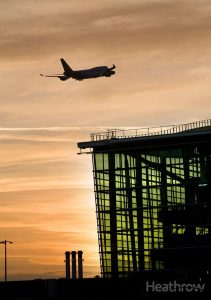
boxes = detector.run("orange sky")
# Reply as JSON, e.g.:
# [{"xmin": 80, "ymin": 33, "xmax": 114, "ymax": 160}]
[
  {"xmin": 0, "ymin": 128, "xmax": 100, "ymax": 279},
  {"xmin": 0, "ymin": 0, "xmax": 211, "ymax": 280}
]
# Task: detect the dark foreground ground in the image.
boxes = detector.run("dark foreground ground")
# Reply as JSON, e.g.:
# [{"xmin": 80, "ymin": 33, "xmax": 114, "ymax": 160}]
[{"xmin": 0, "ymin": 275, "xmax": 210, "ymax": 300}]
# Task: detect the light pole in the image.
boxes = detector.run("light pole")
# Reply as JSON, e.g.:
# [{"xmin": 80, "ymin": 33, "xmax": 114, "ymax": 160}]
[{"xmin": 0, "ymin": 240, "xmax": 13, "ymax": 281}]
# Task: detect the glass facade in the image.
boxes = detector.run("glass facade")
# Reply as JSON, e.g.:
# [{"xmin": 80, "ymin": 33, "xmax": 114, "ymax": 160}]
[{"xmin": 93, "ymin": 145, "xmax": 211, "ymax": 278}]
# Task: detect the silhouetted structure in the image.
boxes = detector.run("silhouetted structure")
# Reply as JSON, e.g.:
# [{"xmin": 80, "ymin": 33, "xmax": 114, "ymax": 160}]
[
  {"xmin": 65, "ymin": 251, "xmax": 70, "ymax": 279},
  {"xmin": 0, "ymin": 240, "xmax": 13, "ymax": 281},
  {"xmin": 71, "ymin": 251, "xmax": 77, "ymax": 279},
  {"xmin": 78, "ymin": 251, "xmax": 83, "ymax": 279},
  {"xmin": 78, "ymin": 119, "xmax": 211, "ymax": 279},
  {"xmin": 1, "ymin": 277, "xmax": 210, "ymax": 300}
]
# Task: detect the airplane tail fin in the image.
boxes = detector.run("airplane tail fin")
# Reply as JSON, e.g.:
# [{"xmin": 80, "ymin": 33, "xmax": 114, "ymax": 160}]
[{"xmin": 60, "ymin": 58, "xmax": 74, "ymax": 74}]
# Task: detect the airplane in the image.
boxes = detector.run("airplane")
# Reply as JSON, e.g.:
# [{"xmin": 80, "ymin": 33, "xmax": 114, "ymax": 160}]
[{"xmin": 40, "ymin": 58, "xmax": 116, "ymax": 81}]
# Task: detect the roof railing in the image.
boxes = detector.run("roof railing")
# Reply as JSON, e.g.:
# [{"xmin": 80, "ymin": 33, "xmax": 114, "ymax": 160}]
[{"xmin": 90, "ymin": 119, "xmax": 211, "ymax": 142}]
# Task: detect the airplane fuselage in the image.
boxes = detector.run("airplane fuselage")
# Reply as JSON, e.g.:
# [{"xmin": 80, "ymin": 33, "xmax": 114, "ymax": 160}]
[{"xmin": 64, "ymin": 66, "xmax": 115, "ymax": 80}]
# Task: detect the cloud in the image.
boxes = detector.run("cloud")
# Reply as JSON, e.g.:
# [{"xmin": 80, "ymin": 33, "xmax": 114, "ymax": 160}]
[
  {"xmin": 1, "ymin": 0, "xmax": 211, "ymax": 63},
  {"xmin": 1, "ymin": 0, "xmax": 211, "ymax": 128},
  {"xmin": 0, "ymin": 0, "xmax": 211, "ymax": 280}
]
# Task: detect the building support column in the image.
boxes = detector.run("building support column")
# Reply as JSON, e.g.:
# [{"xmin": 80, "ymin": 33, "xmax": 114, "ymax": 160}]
[{"xmin": 109, "ymin": 153, "xmax": 118, "ymax": 278}]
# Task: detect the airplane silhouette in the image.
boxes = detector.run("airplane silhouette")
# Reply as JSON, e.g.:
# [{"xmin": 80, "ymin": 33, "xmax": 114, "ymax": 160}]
[{"xmin": 40, "ymin": 58, "xmax": 116, "ymax": 81}]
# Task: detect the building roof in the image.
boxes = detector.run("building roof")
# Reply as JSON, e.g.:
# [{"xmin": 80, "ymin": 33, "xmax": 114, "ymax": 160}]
[{"xmin": 77, "ymin": 119, "xmax": 211, "ymax": 153}]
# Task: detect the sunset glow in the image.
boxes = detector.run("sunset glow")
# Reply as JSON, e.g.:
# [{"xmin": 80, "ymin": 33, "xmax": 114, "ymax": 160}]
[{"xmin": 0, "ymin": 0, "xmax": 211, "ymax": 280}]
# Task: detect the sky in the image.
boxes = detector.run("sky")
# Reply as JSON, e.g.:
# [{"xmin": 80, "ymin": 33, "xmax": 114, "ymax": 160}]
[{"xmin": 0, "ymin": 0, "xmax": 211, "ymax": 280}]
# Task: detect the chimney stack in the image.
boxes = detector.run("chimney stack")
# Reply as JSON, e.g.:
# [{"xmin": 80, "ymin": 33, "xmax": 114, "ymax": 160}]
[
  {"xmin": 65, "ymin": 251, "xmax": 71, "ymax": 279},
  {"xmin": 71, "ymin": 251, "xmax": 77, "ymax": 279},
  {"xmin": 78, "ymin": 251, "xmax": 83, "ymax": 279}
]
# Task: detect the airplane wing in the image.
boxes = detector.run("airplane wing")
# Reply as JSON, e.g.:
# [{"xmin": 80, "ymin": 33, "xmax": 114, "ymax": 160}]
[
  {"xmin": 40, "ymin": 74, "xmax": 63, "ymax": 77},
  {"xmin": 40, "ymin": 74, "xmax": 69, "ymax": 81}
]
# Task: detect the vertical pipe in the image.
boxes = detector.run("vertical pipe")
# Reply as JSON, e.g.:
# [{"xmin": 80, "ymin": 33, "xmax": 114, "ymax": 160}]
[
  {"xmin": 71, "ymin": 251, "xmax": 77, "ymax": 279},
  {"xmin": 5, "ymin": 241, "xmax": 7, "ymax": 282},
  {"xmin": 78, "ymin": 251, "xmax": 83, "ymax": 279},
  {"xmin": 65, "ymin": 251, "xmax": 70, "ymax": 279}
]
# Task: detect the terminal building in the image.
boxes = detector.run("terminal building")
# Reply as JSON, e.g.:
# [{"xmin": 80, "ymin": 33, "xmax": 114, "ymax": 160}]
[{"xmin": 78, "ymin": 119, "xmax": 211, "ymax": 279}]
